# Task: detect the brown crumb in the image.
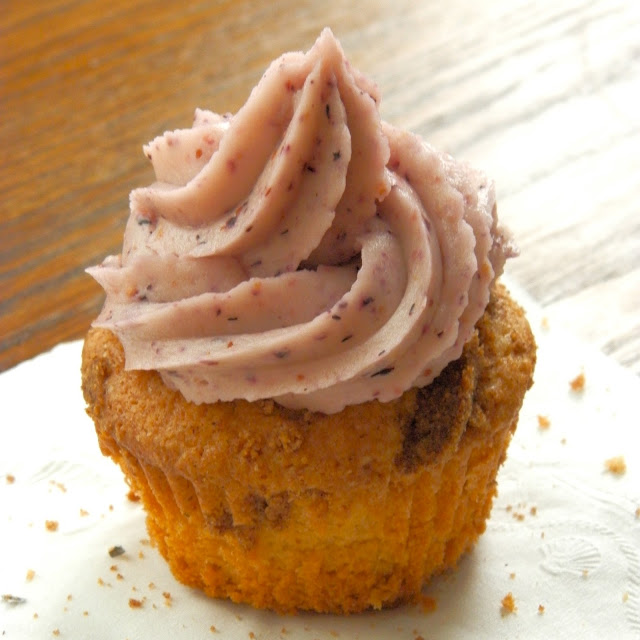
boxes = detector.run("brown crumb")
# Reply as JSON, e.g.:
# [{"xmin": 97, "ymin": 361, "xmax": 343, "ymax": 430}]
[
  {"xmin": 116, "ymin": 573, "xmax": 124, "ymax": 581},
  {"xmin": 128, "ymin": 598, "xmax": 143, "ymax": 609},
  {"xmin": 582, "ymin": 570, "xmax": 589, "ymax": 578},
  {"xmin": 50, "ymin": 480, "xmax": 67, "ymax": 493},
  {"xmin": 513, "ymin": 512, "xmax": 525, "ymax": 521},
  {"xmin": 33, "ymin": 613, "xmax": 39, "ymax": 619},
  {"xmin": 109, "ymin": 565, "xmax": 118, "ymax": 572},
  {"xmin": 148, "ymin": 582, "xmax": 156, "ymax": 589},
  {"xmin": 79, "ymin": 509, "xmax": 89, "ymax": 517},
  {"xmin": 418, "ymin": 594, "xmax": 437, "ymax": 613},
  {"xmin": 138, "ymin": 551, "xmax": 145, "ymax": 559},
  {"xmin": 604, "ymin": 456, "xmax": 626, "ymax": 475},
  {"xmin": 623, "ymin": 592, "xmax": 629, "ymax": 603},
  {"xmin": 538, "ymin": 604, "xmax": 545, "ymax": 614},
  {"xmin": 210, "ymin": 626, "xmax": 218, "ymax": 633},
  {"xmin": 530, "ymin": 506, "xmax": 537, "ymax": 516},
  {"xmin": 537, "ymin": 415, "xmax": 551, "ymax": 429},
  {"xmin": 52, "ymin": 630, "xmax": 60, "ymax": 637},
  {"xmin": 2, "ymin": 594, "xmax": 26, "ymax": 605},
  {"xmin": 329, "ymin": 631, "xmax": 339, "ymax": 637},
  {"xmin": 570, "ymin": 372, "xmax": 585, "ymax": 392},
  {"xmin": 561, "ymin": 438, "xmax": 567, "ymax": 445},
  {"xmin": 26, "ymin": 569, "xmax": 35, "ymax": 582},
  {"xmin": 6, "ymin": 474, "xmax": 15, "ymax": 484},
  {"xmin": 509, "ymin": 572, "xmax": 516, "ymax": 580},
  {"xmin": 635, "ymin": 507, "xmax": 640, "ymax": 519},
  {"xmin": 506, "ymin": 504, "xmax": 513, "ymax": 512},
  {"xmin": 109, "ymin": 504, "xmax": 114, "ymax": 511},
  {"xmin": 541, "ymin": 531, "xmax": 545, "ymax": 539},
  {"xmin": 416, "ymin": 637, "xmax": 425, "ymax": 640},
  {"xmin": 83, "ymin": 611, "xmax": 89, "ymax": 616},
  {"xmin": 163, "ymin": 591, "xmax": 172, "ymax": 606},
  {"xmin": 109, "ymin": 545, "xmax": 125, "ymax": 558},
  {"xmin": 66, "ymin": 594, "xmax": 72, "ymax": 601},
  {"xmin": 45, "ymin": 520, "xmax": 59, "ymax": 532},
  {"xmin": 500, "ymin": 592, "xmax": 517, "ymax": 616}
]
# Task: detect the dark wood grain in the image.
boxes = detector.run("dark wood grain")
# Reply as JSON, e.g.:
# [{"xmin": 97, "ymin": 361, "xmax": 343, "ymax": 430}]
[{"xmin": 2, "ymin": 0, "xmax": 639, "ymax": 373}]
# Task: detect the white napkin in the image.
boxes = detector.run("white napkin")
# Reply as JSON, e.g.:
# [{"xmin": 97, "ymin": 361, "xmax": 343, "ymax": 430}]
[{"xmin": 1, "ymin": 287, "xmax": 639, "ymax": 639}]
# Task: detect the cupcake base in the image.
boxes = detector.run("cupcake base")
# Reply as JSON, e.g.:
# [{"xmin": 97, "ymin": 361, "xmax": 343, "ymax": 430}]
[{"xmin": 82, "ymin": 284, "xmax": 535, "ymax": 614}]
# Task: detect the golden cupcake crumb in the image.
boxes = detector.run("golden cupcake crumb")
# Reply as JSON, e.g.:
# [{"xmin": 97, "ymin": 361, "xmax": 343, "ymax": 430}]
[
  {"xmin": 604, "ymin": 456, "xmax": 626, "ymax": 475},
  {"xmin": 537, "ymin": 415, "xmax": 550, "ymax": 429},
  {"xmin": 26, "ymin": 569, "xmax": 35, "ymax": 582},
  {"xmin": 128, "ymin": 598, "xmax": 144, "ymax": 609},
  {"xmin": 6, "ymin": 474, "xmax": 15, "ymax": 484},
  {"xmin": 569, "ymin": 372, "xmax": 585, "ymax": 392},
  {"xmin": 538, "ymin": 604, "xmax": 545, "ymax": 614},
  {"xmin": 500, "ymin": 592, "xmax": 517, "ymax": 616},
  {"xmin": 45, "ymin": 520, "xmax": 58, "ymax": 532}
]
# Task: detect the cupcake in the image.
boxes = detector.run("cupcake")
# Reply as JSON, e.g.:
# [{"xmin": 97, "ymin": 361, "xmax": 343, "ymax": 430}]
[{"xmin": 82, "ymin": 29, "xmax": 535, "ymax": 614}]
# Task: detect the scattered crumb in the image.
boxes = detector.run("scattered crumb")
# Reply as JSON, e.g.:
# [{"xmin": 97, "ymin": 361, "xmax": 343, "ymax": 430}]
[
  {"xmin": 139, "ymin": 538, "xmax": 151, "ymax": 546},
  {"xmin": 513, "ymin": 512, "xmax": 525, "ymax": 522},
  {"xmin": 127, "ymin": 490, "xmax": 140, "ymax": 502},
  {"xmin": 138, "ymin": 551, "xmax": 145, "ymax": 559},
  {"xmin": 83, "ymin": 611, "xmax": 89, "ymax": 616},
  {"xmin": 500, "ymin": 592, "xmax": 517, "ymax": 616},
  {"xmin": 604, "ymin": 456, "xmax": 626, "ymax": 475},
  {"xmin": 45, "ymin": 520, "xmax": 59, "ymax": 532},
  {"xmin": 210, "ymin": 625, "xmax": 218, "ymax": 633},
  {"xmin": 636, "ymin": 507, "xmax": 640, "ymax": 519},
  {"xmin": 109, "ymin": 504, "xmax": 114, "ymax": 511},
  {"xmin": 561, "ymin": 438, "xmax": 567, "ymax": 445},
  {"xmin": 66, "ymin": 594, "xmax": 72, "ymax": 602},
  {"xmin": 329, "ymin": 630, "xmax": 339, "ymax": 637},
  {"xmin": 2, "ymin": 594, "xmax": 26, "ymax": 605},
  {"xmin": 418, "ymin": 595, "xmax": 437, "ymax": 613},
  {"xmin": 249, "ymin": 633, "xmax": 256, "ymax": 639},
  {"xmin": 570, "ymin": 372, "xmax": 585, "ymax": 392},
  {"xmin": 505, "ymin": 504, "xmax": 513, "ymax": 512},
  {"xmin": 530, "ymin": 506, "xmax": 537, "ymax": 516},
  {"xmin": 281, "ymin": 627, "xmax": 288, "ymax": 634},
  {"xmin": 623, "ymin": 592, "xmax": 629, "ymax": 603},
  {"xmin": 163, "ymin": 591, "xmax": 172, "ymax": 606},
  {"xmin": 110, "ymin": 565, "xmax": 118, "ymax": 572},
  {"xmin": 538, "ymin": 604, "xmax": 545, "ymax": 614},
  {"xmin": 50, "ymin": 480, "xmax": 67, "ymax": 493},
  {"xmin": 509, "ymin": 573, "xmax": 516, "ymax": 580},
  {"xmin": 34, "ymin": 612, "xmax": 39, "ymax": 619},
  {"xmin": 26, "ymin": 569, "xmax": 35, "ymax": 582},
  {"xmin": 582, "ymin": 570, "xmax": 589, "ymax": 578},
  {"xmin": 128, "ymin": 598, "xmax": 143, "ymax": 609},
  {"xmin": 541, "ymin": 531, "xmax": 545, "ymax": 539},
  {"xmin": 148, "ymin": 582, "xmax": 156, "ymax": 590},
  {"xmin": 79, "ymin": 509, "xmax": 89, "ymax": 517},
  {"xmin": 52, "ymin": 630, "xmax": 60, "ymax": 637},
  {"xmin": 537, "ymin": 415, "xmax": 551, "ymax": 429},
  {"xmin": 117, "ymin": 574, "xmax": 124, "ymax": 581},
  {"xmin": 109, "ymin": 545, "xmax": 125, "ymax": 558},
  {"xmin": 6, "ymin": 474, "xmax": 15, "ymax": 484},
  {"xmin": 540, "ymin": 317, "xmax": 549, "ymax": 330}
]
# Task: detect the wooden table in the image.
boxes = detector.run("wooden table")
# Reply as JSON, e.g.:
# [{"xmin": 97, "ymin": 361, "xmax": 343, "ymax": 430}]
[{"xmin": 2, "ymin": 0, "xmax": 639, "ymax": 374}]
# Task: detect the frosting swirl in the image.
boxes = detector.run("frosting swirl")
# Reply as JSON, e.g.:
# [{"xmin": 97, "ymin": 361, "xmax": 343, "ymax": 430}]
[{"xmin": 89, "ymin": 29, "xmax": 515, "ymax": 413}]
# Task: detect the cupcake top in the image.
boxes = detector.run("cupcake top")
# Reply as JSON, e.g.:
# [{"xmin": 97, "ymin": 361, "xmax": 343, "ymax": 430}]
[{"xmin": 89, "ymin": 28, "xmax": 515, "ymax": 413}]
